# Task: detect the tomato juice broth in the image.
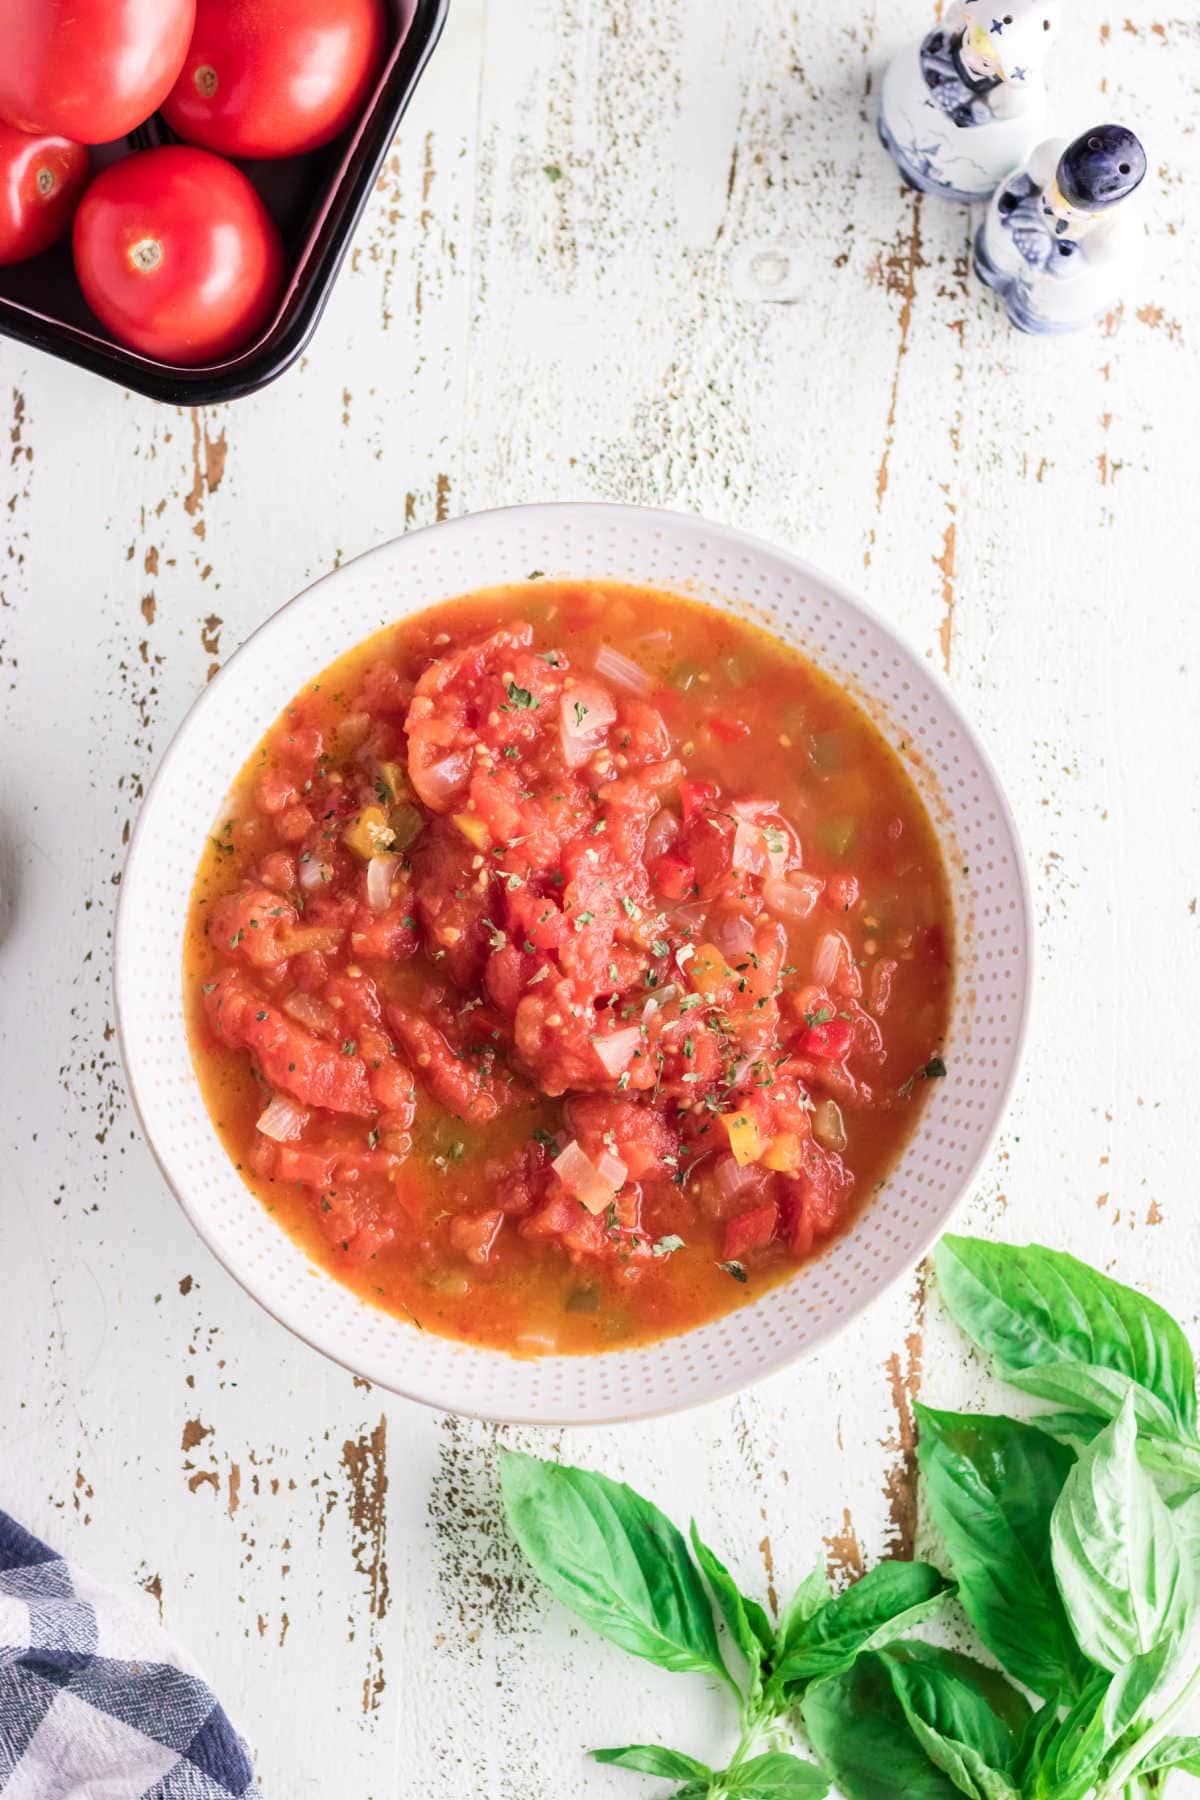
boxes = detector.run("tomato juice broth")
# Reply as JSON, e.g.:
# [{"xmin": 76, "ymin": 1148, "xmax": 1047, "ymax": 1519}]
[{"xmin": 184, "ymin": 581, "xmax": 953, "ymax": 1356}]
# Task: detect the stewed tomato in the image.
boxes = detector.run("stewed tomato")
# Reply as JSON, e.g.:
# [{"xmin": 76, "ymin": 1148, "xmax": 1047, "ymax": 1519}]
[
  {"xmin": 0, "ymin": 123, "xmax": 89, "ymax": 266},
  {"xmin": 185, "ymin": 582, "xmax": 954, "ymax": 1356},
  {"xmin": 0, "ymin": 0, "xmax": 195, "ymax": 145},
  {"xmin": 162, "ymin": 0, "xmax": 388, "ymax": 160},
  {"xmin": 72, "ymin": 146, "xmax": 284, "ymax": 365}
]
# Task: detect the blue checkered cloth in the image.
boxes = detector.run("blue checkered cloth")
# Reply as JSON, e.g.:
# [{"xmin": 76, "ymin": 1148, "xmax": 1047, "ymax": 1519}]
[{"xmin": 0, "ymin": 1511, "xmax": 259, "ymax": 1798}]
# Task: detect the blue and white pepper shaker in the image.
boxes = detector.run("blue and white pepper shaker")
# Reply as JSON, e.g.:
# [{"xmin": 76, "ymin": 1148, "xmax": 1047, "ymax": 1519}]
[
  {"xmin": 878, "ymin": 0, "xmax": 1061, "ymax": 203},
  {"xmin": 974, "ymin": 123, "xmax": 1147, "ymax": 332}
]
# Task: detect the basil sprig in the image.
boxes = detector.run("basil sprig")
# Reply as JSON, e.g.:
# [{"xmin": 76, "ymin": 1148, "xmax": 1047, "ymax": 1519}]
[
  {"xmin": 500, "ymin": 1452, "xmax": 946, "ymax": 1797},
  {"xmin": 499, "ymin": 1238, "xmax": 1200, "ymax": 1798}
]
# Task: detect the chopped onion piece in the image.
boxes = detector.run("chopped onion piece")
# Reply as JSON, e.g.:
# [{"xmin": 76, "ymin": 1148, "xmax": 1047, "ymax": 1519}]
[
  {"xmin": 298, "ymin": 856, "xmax": 332, "ymax": 892},
  {"xmin": 595, "ymin": 643, "xmax": 653, "ymax": 695},
  {"xmin": 714, "ymin": 1153, "xmax": 760, "ymax": 1201},
  {"xmin": 675, "ymin": 942, "xmax": 695, "ymax": 969},
  {"xmin": 552, "ymin": 1138, "xmax": 624, "ymax": 1214},
  {"xmin": 714, "ymin": 913, "xmax": 755, "ymax": 957},
  {"xmin": 366, "ymin": 852, "xmax": 400, "ymax": 914},
  {"xmin": 257, "ymin": 1094, "xmax": 310, "ymax": 1143},
  {"xmin": 813, "ymin": 930, "xmax": 849, "ymax": 987},
  {"xmin": 596, "ymin": 1149, "xmax": 629, "ymax": 1190},
  {"xmin": 763, "ymin": 875, "xmax": 822, "ymax": 923},
  {"xmin": 813, "ymin": 1098, "xmax": 847, "ymax": 1151},
  {"xmin": 644, "ymin": 807, "xmax": 680, "ymax": 862},
  {"xmin": 592, "ymin": 1026, "xmax": 642, "ymax": 1077},
  {"xmin": 413, "ymin": 748, "xmax": 471, "ymax": 810},
  {"xmin": 731, "ymin": 819, "xmax": 767, "ymax": 875},
  {"xmin": 560, "ymin": 682, "xmax": 618, "ymax": 768},
  {"xmin": 641, "ymin": 985, "xmax": 676, "ymax": 1024},
  {"xmin": 283, "ymin": 991, "xmax": 337, "ymax": 1034}
]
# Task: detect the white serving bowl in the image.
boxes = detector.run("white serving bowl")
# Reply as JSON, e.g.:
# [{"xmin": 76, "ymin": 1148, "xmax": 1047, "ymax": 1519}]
[{"xmin": 115, "ymin": 504, "xmax": 1032, "ymax": 1424}]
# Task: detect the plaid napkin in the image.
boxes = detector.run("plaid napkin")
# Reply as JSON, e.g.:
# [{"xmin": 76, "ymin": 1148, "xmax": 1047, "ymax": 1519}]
[{"xmin": 0, "ymin": 1510, "xmax": 258, "ymax": 1799}]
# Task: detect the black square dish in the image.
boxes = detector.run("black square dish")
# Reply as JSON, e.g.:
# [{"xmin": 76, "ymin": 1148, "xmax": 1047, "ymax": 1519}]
[{"xmin": 0, "ymin": 0, "xmax": 448, "ymax": 404}]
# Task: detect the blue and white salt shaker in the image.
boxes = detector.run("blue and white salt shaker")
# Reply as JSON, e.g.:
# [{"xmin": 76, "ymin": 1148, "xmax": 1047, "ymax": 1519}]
[
  {"xmin": 974, "ymin": 123, "xmax": 1147, "ymax": 332},
  {"xmin": 878, "ymin": 0, "xmax": 1061, "ymax": 203}
]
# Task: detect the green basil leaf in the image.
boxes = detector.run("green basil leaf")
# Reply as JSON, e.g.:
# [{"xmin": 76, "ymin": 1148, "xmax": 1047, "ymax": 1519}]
[
  {"xmin": 1012, "ymin": 1699, "xmax": 1068, "ymax": 1790},
  {"xmin": 1028, "ymin": 1641, "xmax": 1176, "ymax": 1799},
  {"xmin": 877, "ymin": 1642, "xmax": 1029, "ymax": 1799},
  {"xmin": 720, "ymin": 1749, "xmax": 830, "ymax": 1795},
  {"xmin": 1096, "ymin": 1637, "xmax": 1177, "ymax": 1750},
  {"xmin": 775, "ymin": 1560, "xmax": 952, "ymax": 1686},
  {"xmin": 1168, "ymin": 1488, "xmax": 1200, "ymax": 1555},
  {"xmin": 500, "ymin": 1453, "xmax": 732, "ymax": 1688},
  {"xmin": 1036, "ymin": 1411, "xmax": 1200, "ymax": 1483},
  {"xmin": 904, "ymin": 1727, "xmax": 1020, "ymax": 1800},
  {"xmin": 802, "ymin": 1655, "xmax": 966, "ymax": 1800},
  {"xmin": 689, "ymin": 1521, "xmax": 773, "ymax": 1675},
  {"xmin": 774, "ymin": 1562, "xmax": 830, "ymax": 1651},
  {"xmin": 1050, "ymin": 1397, "xmax": 1196, "ymax": 1672},
  {"xmin": 1023, "ymin": 1673, "xmax": 1112, "ymax": 1800},
  {"xmin": 592, "ymin": 1746, "xmax": 713, "ymax": 1779},
  {"xmin": 935, "ymin": 1236, "xmax": 1198, "ymax": 1441},
  {"xmin": 1136, "ymin": 1734, "xmax": 1200, "ymax": 1778},
  {"xmin": 1004, "ymin": 1366, "xmax": 1180, "ymax": 1441},
  {"xmin": 915, "ymin": 1406, "xmax": 1082, "ymax": 1699}
]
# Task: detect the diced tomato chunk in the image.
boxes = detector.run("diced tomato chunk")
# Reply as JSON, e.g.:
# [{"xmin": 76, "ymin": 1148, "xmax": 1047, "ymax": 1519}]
[
  {"xmin": 651, "ymin": 851, "xmax": 696, "ymax": 900},
  {"xmin": 779, "ymin": 1149, "xmax": 854, "ymax": 1255},
  {"xmin": 679, "ymin": 779, "xmax": 719, "ymax": 821},
  {"xmin": 277, "ymin": 805, "xmax": 314, "ymax": 844},
  {"xmin": 274, "ymin": 1145, "xmax": 339, "ymax": 1188},
  {"xmin": 723, "ymin": 1201, "xmax": 779, "ymax": 1262},
  {"xmin": 680, "ymin": 811, "xmax": 737, "ymax": 896},
  {"xmin": 388, "ymin": 1004, "xmax": 519, "ymax": 1122},
  {"xmin": 448, "ymin": 1209, "xmax": 504, "ymax": 1265},
  {"xmin": 795, "ymin": 1018, "xmax": 854, "ymax": 1061},
  {"xmin": 259, "ymin": 851, "xmax": 296, "ymax": 892},
  {"xmin": 349, "ymin": 905, "xmax": 419, "ymax": 962},
  {"xmin": 709, "ymin": 715, "xmax": 751, "ymax": 744},
  {"xmin": 564, "ymin": 1096, "xmax": 679, "ymax": 1181},
  {"xmin": 205, "ymin": 969, "xmax": 376, "ymax": 1116},
  {"xmin": 210, "ymin": 887, "xmax": 298, "ymax": 969},
  {"xmin": 255, "ymin": 767, "xmax": 298, "ymax": 814}
]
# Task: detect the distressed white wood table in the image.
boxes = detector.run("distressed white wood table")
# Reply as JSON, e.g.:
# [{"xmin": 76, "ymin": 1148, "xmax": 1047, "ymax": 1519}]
[{"xmin": 2, "ymin": 3, "xmax": 1197, "ymax": 1794}]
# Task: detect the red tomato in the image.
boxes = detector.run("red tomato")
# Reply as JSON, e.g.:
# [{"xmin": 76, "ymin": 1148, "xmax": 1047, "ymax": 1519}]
[
  {"xmin": 679, "ymin": 779, "xmax": 719, "ymax": 821},
  {"xmin": 162, "ymin": 0, "xmax": 388, "ymax": 160},
  {"xmin": 0, "ymin": 123, "xmax": 88, "ymax": 266},
  {"xmin": 72, "ymin": 147, "xmax": 284, "ymax": 366},
  {"xmin": 795, "ymin": 1018, "xmax": 854, "ymax": 1061},
  {"xmin": 650, "ymin": 851, "xmax": 696, "ymax": 901},
  {"xmin": 0, "ymin": 0, "xmax": 195, "ymax": 145},
  {"xmin": 723, "ymin": 1201, "xmax": 779, "ymax": 1263}
]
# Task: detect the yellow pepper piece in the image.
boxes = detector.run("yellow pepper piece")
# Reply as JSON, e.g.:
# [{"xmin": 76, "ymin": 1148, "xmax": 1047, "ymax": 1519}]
[
  {"xmin": 343, "ymin": 805, "xmax": 396, "ymax": 860},
  {"xmin": 451, "ymin": 810, "xmax": 490, "ymax": 850},
  {"xmin": 763, "ymin": 1132, "xmax": 802, "ymax": 1175},
  {"xmin": 723, "ymin": 1110, "xmax": 764, "ymax": 1167},
  {"xmin": 690, "ymin": 942, "xmax": 734, "ymax": 996},
  {"xmin": 376, "ymin": 760, "xmax": 408, "ymax": 802}
]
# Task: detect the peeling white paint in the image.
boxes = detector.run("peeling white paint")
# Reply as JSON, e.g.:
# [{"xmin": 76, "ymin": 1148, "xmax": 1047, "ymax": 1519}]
[{"xmin": 1, "ymin": 2, "xmax": 1198, "ymax": 1795}]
